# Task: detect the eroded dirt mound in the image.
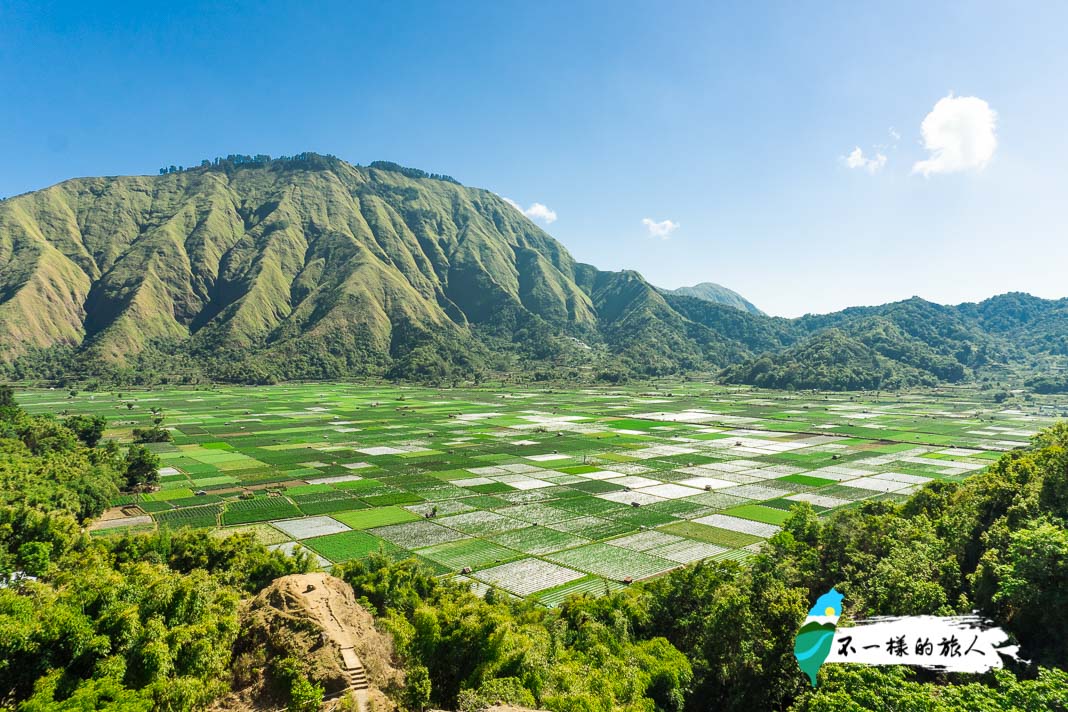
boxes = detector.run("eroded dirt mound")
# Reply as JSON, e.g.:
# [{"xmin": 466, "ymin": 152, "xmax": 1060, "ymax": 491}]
[{"xmin": 221, "ymin": 572, "xmax": 404, "ymax": 711}]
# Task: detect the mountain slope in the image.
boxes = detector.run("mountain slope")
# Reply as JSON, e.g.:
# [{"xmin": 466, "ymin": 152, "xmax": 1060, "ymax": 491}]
[
  {"xmin": 0, "ymin": 155, "xmax": 777, "ymax": 381},
  {"xmin": 1, "ymin": 154, "xmax": 1064, "ymax": 388},
  {"xmin": 660, "ymin": 282, "xmax": 764, "ymax": 315},
  {"xmin": 719, "ymin": 294, "xmax": 1065, "ymax": 390},
  {"xmin": 719, "ymin": 328, "xmax": 941, "ymax": 391},
  {"xmin": 957, "ymin": 292, "xmax": 1068, "ymax": 356}
]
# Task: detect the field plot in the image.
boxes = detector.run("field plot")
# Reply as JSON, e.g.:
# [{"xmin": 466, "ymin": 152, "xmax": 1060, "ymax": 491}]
[
  {"xmin": 29, "ymin": 380, "xmax": 1065, "ymax": 606},
  {"xmin": 273, "ymin": 516, "xmax": 350, "ymax": 540},
  {"xmin": 333, "ymin": 507, "xmax": 419, "ymax": 529},
  {"xmin": 435, "ymin": 511, "xmax": 528, "ymax": 536},
  {"xmin": 547, "ymin": 542, "xmax": 677, "ymax": 581},
  {"xmin": 490, "ymin": 527, "xmax": 590, "ymax": 555},
  {"xmin": 474, "ymin": 558, "xmax": 586, "ymax": 597},
  {"xmin": 222, "ymin": 496, "xmax": 301, "ymax": 525},
  {"xmin": 535, "ymin": 576, "xmax": 627, "ymax": 607},
  {"xmin": 302, "ymin": 530, "xmax": 402, "ymax": 562},
  {"xmin": 418, "ymin": 539, "xmax": 520, "ymax": 570},
  {"xmin": 154, "ymin": 504, "xmax": 220, "ymax": 530},
  {"xmin": 370, "ymin": 520, "xmax": 468, "ymax": 549},
  {"xmin": 211, "ymin": 523, "xmax": 290, "ymax": 545}
]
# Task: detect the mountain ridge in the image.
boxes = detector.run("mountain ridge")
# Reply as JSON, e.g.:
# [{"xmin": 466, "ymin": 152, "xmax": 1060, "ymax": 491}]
[
  {"xmin": 0, "ymin": 155, "xmax": 751, "ymax": 381},
  {"xmin": 1, "ymin": 154, "xmax": 1065, "ymax": 387},
  {"xmin": 658, "ymin": 281, "xmax": 764, "ymax": 315}
]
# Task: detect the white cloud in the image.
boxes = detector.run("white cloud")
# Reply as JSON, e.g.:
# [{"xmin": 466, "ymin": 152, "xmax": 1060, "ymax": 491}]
[
  {"xmin": 843, "ymin": 146, "xmax": 887, "ymax": 174},
  {"xmin": 888, "ymin": 127, "xmax": 901, "ymax": 142},
  {"xmin": 523, "ymin": 203, "xmax": 557, "ymax": 223},
  {"xmin": 642, "ymin": 218, "xmax": 679, "ymax": 239},
  {"xmin": 503, "ymin": 197, "xmax": 557, "ymax": 224},
  {"xmin": 913, "ymin": 94, "xmax": 998, "ymax": 176}
]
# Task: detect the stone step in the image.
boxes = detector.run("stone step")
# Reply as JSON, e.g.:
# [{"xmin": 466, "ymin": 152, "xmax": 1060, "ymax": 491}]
[{"xmin": 339, "ymin": 646, "xmax": 370, "ymax": 691}]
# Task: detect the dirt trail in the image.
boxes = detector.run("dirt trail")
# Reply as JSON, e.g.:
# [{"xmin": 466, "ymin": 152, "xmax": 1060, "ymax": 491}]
[
  {"xmin": 224, "ymin": 572, "xmax": 403, "ymax": 711},
  {"xmin": 290, "ymin": 573, "xmax": 351, "ymax": 642},
  {"xmin": 286, "ymin": 574, "xmax": 371, "ymax": 711}
]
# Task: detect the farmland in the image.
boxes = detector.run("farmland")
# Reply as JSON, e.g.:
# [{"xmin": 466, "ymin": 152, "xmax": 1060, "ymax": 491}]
[{"xmin": 21, "ymin": 381, "xmax": 1066, "ymax": 605}]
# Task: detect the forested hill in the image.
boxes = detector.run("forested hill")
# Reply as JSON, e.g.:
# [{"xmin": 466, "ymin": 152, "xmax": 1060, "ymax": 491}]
[
  {"xmin": 720, "ymin": 293, "xmax": 1068, "ymax": 390},
  {"xmin": 0, "ymin": 154, "xmax": 1066, "ymax": 387}
]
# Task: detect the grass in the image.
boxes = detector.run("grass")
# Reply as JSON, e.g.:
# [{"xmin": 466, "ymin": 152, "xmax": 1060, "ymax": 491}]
[
  {"xmin": 777, "ymin": 474, "xmax": 836, "ymax": 488},
  {"xmin": 302, "ymin": 530, "xmax": 402, "ymax": 562},
  {"xmin": 723, "ymin": 504, "xmax": 793, "ymax": 526}
]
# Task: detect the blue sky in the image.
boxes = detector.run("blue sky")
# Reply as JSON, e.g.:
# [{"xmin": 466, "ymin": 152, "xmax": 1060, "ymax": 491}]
[{"xmin": 2, "ymin": 1, "xmax": 1066, "ymax": 316}]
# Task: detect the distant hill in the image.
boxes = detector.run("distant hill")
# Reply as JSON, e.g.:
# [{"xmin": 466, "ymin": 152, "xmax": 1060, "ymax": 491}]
[
  {"xmin": 720, "ymin": 293, "xmax": 1068, "ymax": 390},
  {"xmin": 718, "ymin": 328, "xmax": 941, "ymax": 391},
  {"xmin": 659, "ymin": 282, "xmax": 764, "ymax": 315},
  {"xmin": 0, "ymin": 154, "xmax": 1064, "ymax": 388}
]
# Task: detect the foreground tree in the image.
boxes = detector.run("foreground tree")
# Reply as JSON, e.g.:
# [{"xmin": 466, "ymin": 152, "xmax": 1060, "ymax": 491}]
[
  {"xmin": 123, "ymin": 444, "xmax": 159, "ymax": 491},
  {"xmin": 65, "ymin": 414, "xmax": 107, "ymax": 447}
]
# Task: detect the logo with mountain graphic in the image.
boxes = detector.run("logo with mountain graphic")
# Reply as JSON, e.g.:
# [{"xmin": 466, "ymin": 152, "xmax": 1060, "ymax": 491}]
[
  {"xmin": 794, "ymin": 586, "xmax": 1022, "ymax": 686},
  {"xmin": 793, "ymin": 587, "xmax": 843, "ymax": 687}
]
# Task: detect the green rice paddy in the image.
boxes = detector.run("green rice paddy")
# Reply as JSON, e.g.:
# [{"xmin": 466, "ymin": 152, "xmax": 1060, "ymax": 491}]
[{"xmin": 21, "ymin": 381, "xmax": 1065, "ymax": 605}]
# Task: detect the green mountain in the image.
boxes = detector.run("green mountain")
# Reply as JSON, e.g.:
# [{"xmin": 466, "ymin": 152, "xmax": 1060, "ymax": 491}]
[
  {"xmin": 0, "ymin": 154, "xmax": 1064, "ymax": 388},
  {"xmin": 957, "ymin": 291, "xmax": 1068, "ymax": 356},
  {"xmin": 718, "ymin": 328, "xmax": 941, "ymax": 391},
  {"xmin": 660, "ymin": 281, "xmax": 764, "ymax": 315},
  {"xmin": 0, "ymin": 155, "xmax": 776, "ymax": 382},
  {"xmin": 720, "ymin": 296, "xmax": 1024, "ymax": 390}
]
